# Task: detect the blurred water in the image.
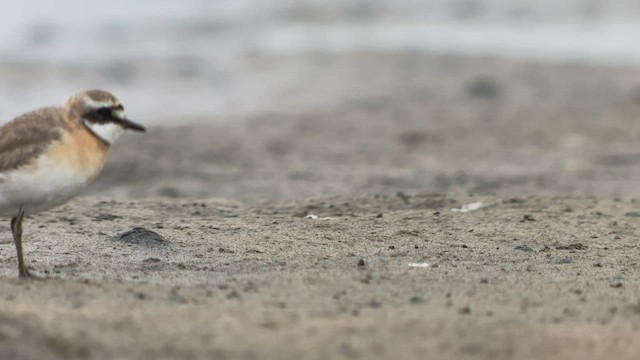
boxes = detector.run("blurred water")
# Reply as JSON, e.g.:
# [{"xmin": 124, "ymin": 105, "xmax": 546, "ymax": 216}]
[{"xmin": 1, "ymin": 0, "xmax": 640, "ymax": 123}]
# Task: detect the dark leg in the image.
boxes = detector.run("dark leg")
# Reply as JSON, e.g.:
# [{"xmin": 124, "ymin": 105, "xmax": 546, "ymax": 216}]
[{"xmin": 11, "ymin": 208, "xmax": 32, "ymax": 279}]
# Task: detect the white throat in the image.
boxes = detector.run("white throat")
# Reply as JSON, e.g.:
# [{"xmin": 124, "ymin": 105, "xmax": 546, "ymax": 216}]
[{"xmin": 84, "ymin": 120, "xmax": 125, "ymax": 144}]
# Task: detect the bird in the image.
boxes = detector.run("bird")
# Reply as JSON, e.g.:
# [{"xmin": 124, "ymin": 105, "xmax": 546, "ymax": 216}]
[{"xmin": 0, "ymin": 89, "xmax": 145, "ymax": 279}]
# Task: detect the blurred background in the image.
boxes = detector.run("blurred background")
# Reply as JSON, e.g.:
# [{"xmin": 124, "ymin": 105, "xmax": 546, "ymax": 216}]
[{"xmin": 3, "ymin": 0, "xmax": 640, "ymax": 200}]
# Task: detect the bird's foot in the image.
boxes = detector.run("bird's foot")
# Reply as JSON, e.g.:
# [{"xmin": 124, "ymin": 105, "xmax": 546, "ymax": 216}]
[{"xmin": 18, "ymin": 268, "xmax": 40, "ymax": 280}]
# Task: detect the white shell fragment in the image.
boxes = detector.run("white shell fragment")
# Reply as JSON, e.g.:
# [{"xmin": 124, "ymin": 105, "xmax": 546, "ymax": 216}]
[
  {"xmin": 304, "ymin": 214, "xmax": 334, "ymax": 220},
  {"xmin": 408, "ymin": 263, "xmax": 430, "ymax": 268},
  {"xmin": 451, "ymin": 202, "xmax": 483, "ymax": 213}
]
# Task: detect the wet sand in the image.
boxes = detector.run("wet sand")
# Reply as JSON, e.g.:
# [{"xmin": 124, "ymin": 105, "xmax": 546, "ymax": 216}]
[{"xmin": 3, "ymin": 53, "xmax": 640, "ymax": 359}]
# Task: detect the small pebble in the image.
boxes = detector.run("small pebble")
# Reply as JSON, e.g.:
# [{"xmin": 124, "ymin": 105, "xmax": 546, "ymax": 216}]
[{"xmin": 112, "ymin": 227, "xmax": 168, "ymax": 247}]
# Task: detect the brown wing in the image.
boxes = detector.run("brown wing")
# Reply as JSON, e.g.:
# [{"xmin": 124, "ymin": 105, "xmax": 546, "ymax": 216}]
[{"xmin": 0, "ymin": 107, "xmax": 68, "ymax": 173}]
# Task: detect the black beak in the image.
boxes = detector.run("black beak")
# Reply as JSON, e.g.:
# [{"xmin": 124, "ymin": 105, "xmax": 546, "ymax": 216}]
[{"xmin": 121, "ymin": 118, "xmax": 146, "ymax": 132}]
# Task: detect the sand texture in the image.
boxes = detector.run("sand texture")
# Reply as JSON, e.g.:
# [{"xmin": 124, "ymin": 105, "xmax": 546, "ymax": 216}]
[{"xmin": 3, "ymin": 53, "xmax": 640, "ymax": 359}]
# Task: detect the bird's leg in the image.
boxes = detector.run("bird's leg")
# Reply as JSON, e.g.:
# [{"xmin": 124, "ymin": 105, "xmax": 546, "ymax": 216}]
[{"xmin": 11, "ymin": 207, "xmax": 32, "ymax": 279}]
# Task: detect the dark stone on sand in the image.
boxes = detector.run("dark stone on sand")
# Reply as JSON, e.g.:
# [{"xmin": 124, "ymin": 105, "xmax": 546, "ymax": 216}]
[
  {"xmin": 521, "ymin": 214, "xmax": 535, "ymax": 222},
  {"xmin": 458, "ymin": 306, "xmax": 471, "ymax": 315},
  {"xmin": 515, "ymin": 244, "xmax": 534, "ymax": 252},
  {"xmin": 557, "ymin": 257, "xmax": 573, "ymax": 264},
  {"xmin": 556, "ymin": 243, "xmax": 587, "ymax": 250},
  {"xmin": 113, "ymin": 227, "xmax": 168, "ymax": 247}
]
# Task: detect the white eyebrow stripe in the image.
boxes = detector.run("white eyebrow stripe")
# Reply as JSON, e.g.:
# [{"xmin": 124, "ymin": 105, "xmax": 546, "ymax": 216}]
[{"xmin": 81, "ymin": 95, "xmax": 117, "ymax": 109}]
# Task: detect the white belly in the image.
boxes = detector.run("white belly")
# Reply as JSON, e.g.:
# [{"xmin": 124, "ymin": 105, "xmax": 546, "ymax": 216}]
[{"xmin": 0, "ymin": 156, "xmax": 91, "ymax": 217}]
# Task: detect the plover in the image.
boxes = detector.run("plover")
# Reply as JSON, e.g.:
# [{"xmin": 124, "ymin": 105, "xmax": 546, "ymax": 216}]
[{"xmin": 0, "ymin": 90, "xmax": 145, "ymax": 278}]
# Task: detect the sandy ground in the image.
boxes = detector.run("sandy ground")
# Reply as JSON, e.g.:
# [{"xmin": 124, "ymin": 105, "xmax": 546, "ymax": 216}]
[
  {"xmin": 4, "ymin": 53, "xmax": 640, "ymax": 359},
  {"xmin": 95, "ymin": 52, "xmax": 640, "ymax": 200}
]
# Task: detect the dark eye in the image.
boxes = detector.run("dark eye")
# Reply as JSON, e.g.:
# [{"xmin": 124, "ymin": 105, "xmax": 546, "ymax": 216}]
[{"xmin": 96, "ymin": 108, "xmax": 112, "ymax": 117}]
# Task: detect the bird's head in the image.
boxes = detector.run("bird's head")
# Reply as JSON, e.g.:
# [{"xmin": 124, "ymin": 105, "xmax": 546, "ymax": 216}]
[{"xmin": 66, "ymin": 89, "xmax": 146, "ymax": 144}]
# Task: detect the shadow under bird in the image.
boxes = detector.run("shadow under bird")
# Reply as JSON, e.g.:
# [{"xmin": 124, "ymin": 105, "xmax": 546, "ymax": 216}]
[{"xmin": 0, "ymin": 90, "xmax": 146, "ymax": 279}]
